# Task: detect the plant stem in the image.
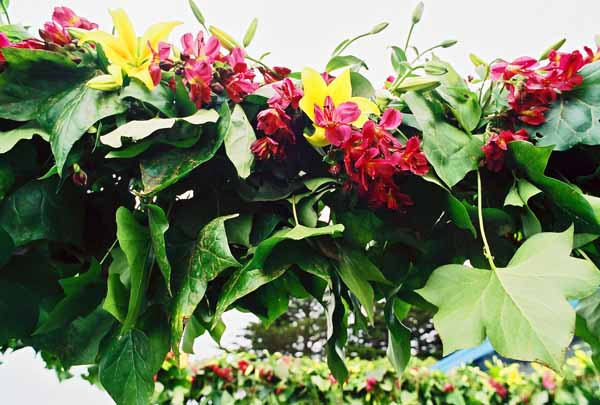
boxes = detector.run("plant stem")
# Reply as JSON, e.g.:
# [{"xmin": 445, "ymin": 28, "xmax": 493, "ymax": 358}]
[
  {"xmin": 100, "ymin": 238, "xmax": 119, "ymax": 265},
  {"xmin": 291, "ymin": 194, "xmax": 299, "ymax": 226},
  {"xmin": 477, "ymin": 170, "xmax": 496, "ymax": 270},
  {"xmin": 246, "ymin": 55, "xmax": 283, "ymax": 80},
  {"xmin": 403, "ymin": 23, "xmax": 415, "ymax": 53},
  {"xmin": 0, "ymin": 1, "xmax": 10, "ymax": 24},
  {"xmin": 388, "ymin": 65, "xmax": 423, "ymax": 93}
]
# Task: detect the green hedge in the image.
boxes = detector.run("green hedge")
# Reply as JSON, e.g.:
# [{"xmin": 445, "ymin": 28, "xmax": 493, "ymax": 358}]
[{"xmin": 152, "ymin": 349, "xmax": 600, "ymax": 404}]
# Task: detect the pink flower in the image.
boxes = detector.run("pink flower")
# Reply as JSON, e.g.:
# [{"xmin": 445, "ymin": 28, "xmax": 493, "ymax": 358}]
[
  {"xmin": 149, "ymin": 41, "xmax": 172, "ymax": 86},
  {"xmin": 268, "ymin": 78, "xmax": 303, "ymax": 110},
  {"xmin": 542, "ymin": 371, "xmax": 556, "ymax": 392},
  {"xmin": 0, "ymin": 33, "xmax": 10, "ymax": 64},
  {"xmin": 313, "ymin": 95, "xmax": 361, "ymax": 146},
  {"xmin": 365, "ymin": 377, "xmax": 378, "ymax": 393},
  {"xmin": 399, "ymin": 137, "xmax": 429, "ymax": 175},
  {"xmin": 184, "ymin": 60, "xmax": 213, "ymax": 107},
  {"xmin": 443, "ymin": 383, "xmax": 454, "ymax": 393},
  {"xmin": 237, "ymin": 360, "xmax": 250, "ymax": 373},
  {"xmin": 52, "ymin": 6, "xmax": 98, "ymax": 30},
  {"xmin": 39, "ymin": 22, "xmax": 71, "ymax": 46},
  {"xmin": 488, "ymin": 378, "xmax": 508, "ymax": 399},
  {"xmin": 482, "ymin": 129, "xmax": 529, "ymax": 172},
  {"xmin": 180, "ymin": 31, "xmax": 220, "ymax": 63},
  {"xmin": 220, "ymin": 48, "xmax": 259, "ymax": 103}
]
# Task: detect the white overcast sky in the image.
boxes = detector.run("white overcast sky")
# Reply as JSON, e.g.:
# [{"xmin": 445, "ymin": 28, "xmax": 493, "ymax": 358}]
[{"xmin": 1, "ymin": 1, "xmax": 599, "ymax": 404}]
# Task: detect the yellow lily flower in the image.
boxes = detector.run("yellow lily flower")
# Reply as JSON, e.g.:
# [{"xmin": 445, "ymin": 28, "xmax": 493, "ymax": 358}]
[
  {"xmin": 87, "ymin": 65, "xmax": 123, "ymax": 91},
  {"xmin": 81, "ymin": 9, "xmax": 181, "ymax": 89},
  {"xmin": 299, "ymin": 67, "xmax": 379, "ymax": 147}
]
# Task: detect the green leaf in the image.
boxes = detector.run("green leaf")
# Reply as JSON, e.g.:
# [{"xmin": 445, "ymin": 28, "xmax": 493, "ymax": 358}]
[
  {"xmin": 99, "ymin": 329, "xmax": 155, "ymax": 405},
  {"xmin": 391, "ymin": 46, "xmax": 409, "ymax": 76},
  {"xmin": 181, "ymin": 315, "xmax": 205, "ymax": 354},
  {"xmin": 140, "ymin": 123, "xmax": 225, "ymax": 196},
  {"xmin": 147, "ymin": 205, "xmax": 172, "ymax": 295},
  {"xmin": 323, "ymin": 275, "xmax": 348, "ymax": 383},
  {"xmin": 171, "ymin": 214, "xmax": 240, "ymax": 355},
  {"xmin": 326, "ymin": 55, "xmax": 368, "ymax": 73},
  {"xmin": 509, "ymin": 141, "xmax": 600, "ymax": 233},
  {"xmin": 576, "ymin": 291, "xmax": 600, "ymax": 367},
  {"xmin": 101, "ymin": 109, "xmax": 218, "ymax": 148},
  {"xmin": 120, "ymin": 80, "xmax": 176, "ymax": 117},
  {"xmin": 39, "ymin": 83, "xmax": 127, "ymax": 174},
  {"xmin": 213, "ymin": 224, "xmax": 344, "ymax": 325},
  {"xmin": 417, "ymin": 227, "xmax": 600, "ymax": 370},
  {"xmin": 103, "ymin": 248, "xmax": 130, "ymax": 323},
  {"xmin": 0, "ymin": 281, "xmax": 39, "ymax": 343},
  {"xmin": 350, "ymin": 71, "xmax": 375, "ymax": 98},
  {"xmin": 0, "ymin": 24, "xmax": 30, "ymax": 41},
  {"xmin": 385, "ymin": 296, "xmax": 411, "ymax": 373},
  {"xmin": 225, "ymin": 213, "xmax": 253, "ymax": 247},
  {"xmin": 0, "ymin": 123, "xmax": 49, "ymax": 154},
  {"xmin": 243, "ymin": 18, "xmax": 258, "ymax": 48},
  {"xmin": 220, "ymin": 103, "xmax": 256, "ymax": 179},
  {"xmin": 0, "ymin": 160, "xmax": 14, "ymax": 201},
  {"xmin": 404, "ymin": 91, "xmax": 483, "ymax": 188},
  {"xmin": 0, "ymin": 178, "xmax": 83, "ymax": 247},
  {"xmin": 431, "ymin": 58, "xmax": 482, "ymax": 132},
  {"xmin": 0, "ymin": 48, "xmax": 93, "ymax": 121},
  {"xmin": 116, "ymin": 207, "xmax": 152, "ymax": 332},
  {"xmin": 528, "ymin": 61, "xmax": 600, "ymax": 150},
  {"xmin": 446, "ymin": 194, "xmax": 477, "ymax": 237},
  {"xmin": 337, "ymin": 247, "xmax": 387, "ymax": 322},
  {"xmin": 0, "ymin": 227, "xmax": 14, "ymax": 268}
]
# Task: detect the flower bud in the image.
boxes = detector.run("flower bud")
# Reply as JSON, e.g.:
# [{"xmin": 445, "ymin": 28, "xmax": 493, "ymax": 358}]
[
  {"xmin": 394, "ymin": 76, "xmax": 440, "ymax": 92},
  {"xmin": 424, "ymin": 62, "xmax": 448, "ymax": 75},
  {"xmin": 369, "ymin": 22, "xmax": 389, "ymax": 35},
  {"xmin": 440, "ymin": 39, "xmax": 458, "ymax": 48},
  {"xmin": 86, "ymin": 65, "xmax": 123, "ymax": 91},
  {"xmin": 209, "ymin": 26, "xmax": 239, "ymax": 51},
  {"xmin": 539, "ymin": 38, "xmax": 566, "ymax": 60},
  {"xmin": 411, "ymin": 2, "xmax": 424, "ymax": 24},
  {"xmin": 469, "ymin": 53, "xmax": 486, "ymax": 67},
  {"xmin": 596, "ymin": 34, "xmax": 600, "ymax": 48}
]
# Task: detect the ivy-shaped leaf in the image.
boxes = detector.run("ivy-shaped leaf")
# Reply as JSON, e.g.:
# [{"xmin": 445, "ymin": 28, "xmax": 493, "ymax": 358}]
[
  {"xmin": 509, "ymin": 141, "xmax": 600, "ymax": 233},
  {"xmin": 0, "ymin": 123, "xmax": 49, "ymax": 154},
  {"xmin": 99, "ymin": 329, "xmax": 155, "ymax": 405},
  {"xmin": 404, "ymin": 91, "xmax": 483, "ymax": 188},
  {"xmin": 529, "ymin": 61, "xmax": 600, "ymax": 151},
  {"xmin": 417, "ymin": 227, "xmax": 600, "ymax": 370},
  {"xmin": 220, "ymin": 103, "xmax": 256, "ymax": 179},
  {"xmin": 147, "ymin": 204, "xmax": 172, "ymax": 295},
  {"xmin": 116, "ymin": 207, "xmax": 152, "ymax": 333},
  {"xmin": 212, "ymin": 224, "xmax": 345, "ymax": 326},
  {"xmin": 100, "ymin": 109, "xmax": 218, "ymax": 148},
  {"xmin": 120, "ymin": 79, "xmax": 177, "ymax": 118},
  {"xmin": 171, "ymin": 214, "xmax": 241, "ymax": 355}
]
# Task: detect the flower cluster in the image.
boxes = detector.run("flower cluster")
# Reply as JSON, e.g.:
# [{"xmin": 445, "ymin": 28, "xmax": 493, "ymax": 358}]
[
  {"xmin": 251, "ymin": 77, "xmax": 303, "ymax": 160},
  {"xmin": 39, "ymin": 6, "xmax": 97, "ymax": 46},
  {"xmin": 334, "ymin": 108, "xmax": 429, "ymax": 210},
  {"xmin": 0, "ymin": 34, "xmax": 43, "ymax": 66},
  {"xmin": 206, "ymin": 364, "xmax": 234, "ymax": 382},
  {"xmin": 482, "ymin": 129, "xmax": 529, "ymax": 172},
  {"xmin": 491, "ymin": 47, "xmax": 599, "ymax": 125}
]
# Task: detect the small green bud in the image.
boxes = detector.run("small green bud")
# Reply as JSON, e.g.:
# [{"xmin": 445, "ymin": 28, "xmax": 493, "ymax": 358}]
[
  {"xmin": 369, "ymin": 22, "xmax": 389, "ymax": 35},
  {"xmin": 440, "ymin": 39, "xmax": 458, "ymax": 48},
  {"xmin": 539, "ymin": 38, "xmax": 566, "ymax": 60},
  {"xmin": 411, "ymin": 2, "xmax": 424, "ymax": 24}
]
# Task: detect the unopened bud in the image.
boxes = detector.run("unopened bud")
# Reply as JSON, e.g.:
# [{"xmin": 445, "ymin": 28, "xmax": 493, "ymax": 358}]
[
  {"xmin": 369, "ymin": 22, "xmax": 389, "ymax": 35},
  {"xmin": 539, "ymin": 38, "xmax": 566, "ymax": 60},
  {"xmin": 395, "ymin": 76, "xmax": 440, "ymax": 92},
  {"xmin": 440, "ymin": 39, "xmax": 458, "ymax": 48},
  {"xmin": 209, "ymin": 26, "xmax": 239, "ymax": 51},
  {"xmin": 411, "ymin": 2, "xmax": 424, "ymax": 24}
]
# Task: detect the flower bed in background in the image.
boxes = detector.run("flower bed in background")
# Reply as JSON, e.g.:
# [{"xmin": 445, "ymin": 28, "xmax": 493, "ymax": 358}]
[{"xmin": 152, "ymin": 349, "xmax": 600, "ymax": 404}]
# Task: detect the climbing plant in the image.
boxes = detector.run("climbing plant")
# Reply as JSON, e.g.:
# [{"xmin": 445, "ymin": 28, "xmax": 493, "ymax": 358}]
[{"xmin": 2, "ymin": 2, "xmax": 600, "ymax": 404}]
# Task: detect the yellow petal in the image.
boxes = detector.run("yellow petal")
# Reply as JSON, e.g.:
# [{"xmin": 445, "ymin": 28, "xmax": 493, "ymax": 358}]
[
  {"xmin": 304, "ymin": 127, "xmax": 329, "ymax": 147},
  {"xmin": 299, "ymin": 67, "xmax": 328, "ymax": 122},
  {"xmin": 109, "ymin": 9, "xmax": 137, "ymax": 58},
  {"xmin": 127, "ymin": 65, "xmax": 155, "ymax": 90},
  {"xmin": 350, "ymin": 97, "xmax": 380, "ymax": 127},
  {"xmin": 327, "ymin": 69, "xmax": 352, "ymax": 106},
  {"xmin": 87, "ymin": 65, "xmax": 123, "ymax": 91},
  {"xmin": 140, "ymin": 21, "xmax": 182, "ymax": 61},
  {"xmin": 80, "ymin": 30, "xmax": 131, "ymax": 66}
]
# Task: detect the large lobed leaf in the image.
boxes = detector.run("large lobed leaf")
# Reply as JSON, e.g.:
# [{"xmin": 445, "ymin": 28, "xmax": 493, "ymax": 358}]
[
  {"xmin": 417, "ymin": 227, "xmax": 600, "ymax": 370},
  {"xmin": 530, "ymin": 61, "xmax": 600, "ymax": 151}
]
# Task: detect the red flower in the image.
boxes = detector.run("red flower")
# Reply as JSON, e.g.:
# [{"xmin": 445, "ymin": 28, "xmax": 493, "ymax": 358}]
[
  {"xmin": 180, "ymin": 31, "xmax": 220, "ymax": 63},
  {"xmin": 251, "ymin": 136, "xmax": 283, "ymax": 160},
  {"xmin": 365, "ymin": 377, "xmax": 378, "ymax": 393},
  {"xmin": 328, "ymin": 374, "xmax": 338, "ymax": 385},
  {"xmin": 259, "ymin": 66, "xmax": 291, "ymax": 84},
  {"xmin": 185, "ymin": 60, "xmax": 213, "ymax": 108},
  {"xmin": 39, "ymin": 22, "xmax": 71, "ymax": 46},
  {"xmin": 52, "ymin": 6, "xmax": 97, "ymax": 30},
  {"xmin": 482, "ymin": 129, "xmax": 529, "ymax": 172},
  {"xmin": 399, "ymin": 137, "xmax": 429, "ymax": 176},
  {"xmin": 219, "ymin": 48, "xmax": 259, "ymax": 103},
  {"xmin": 314, "ymin": 95, "xmax": 361, "ymax": 146},
  {"xmin": 259, "ymin": 368, "xmax": 274, "ymax": 382},
  {"xmin": 321, "ymin": 71, "xmax": 335, "ymax": 85},
  {"xmin": 237, "ymin": 359, "xmax": 250, "ymax": 373},
  {"xmin": 491, "ymin": 56, "xmax": 538, "ymax": 81},
  {"xmin": 275, "ymin": 386, "xmax": 285, "ymax": 395},
  {"xmin": 488, "ymin": 378, "xmax": 508, "ymax": 399},
  {"xmin": 443, "ymin": 383, "xmax": 454, "ymax": 393},
  {"xmin": 0, "ymin": 33, "xmax": 10, "ymax": 64},
  {"xmin": 257, "ymin": 107, "xmax": 292, "ymax": 136},
  {"xmin": 268, "ymin": 78, "xmax": 303, "ymax": 110},
  {"xmin": 208, "ymin": 364, "xmax": 234, "ymax": 382},
  {"xmin": 149, "ymin": 41, "xmax": 172, "ymax": 86}
]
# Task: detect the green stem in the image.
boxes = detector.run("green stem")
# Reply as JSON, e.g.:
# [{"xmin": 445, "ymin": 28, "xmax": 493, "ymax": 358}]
[
  {"xmin": 246, "ymin": 55, "xmax": 283, "ymax": 80},
  {"xmin": 477, "ymin": 170, "xmax": 496, "ymax": 270},
  {"xmin": 410, "ymin": 44, "xmax": 443, "ymax": 64},
  {"xmin": 388, "ymin": 65, "xmax": 424, "ymax": 93},
  {"xmin": 334, "ymin": 33, "xmax": 369, "ymax": 57},
  {"xmin": 403, "ymin": 23, "xmax": 415, "ymax": 52},
  {"xmin": 100, "ymin": 238, "xmax": 119, "ymax": 265},
  {"xmin": 0, "ymin": 1, "xmax": 10, "ymax": 24},
  {"xmin": 291, "ymin": 194, "xmax": 299, "ymax": 226}
]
